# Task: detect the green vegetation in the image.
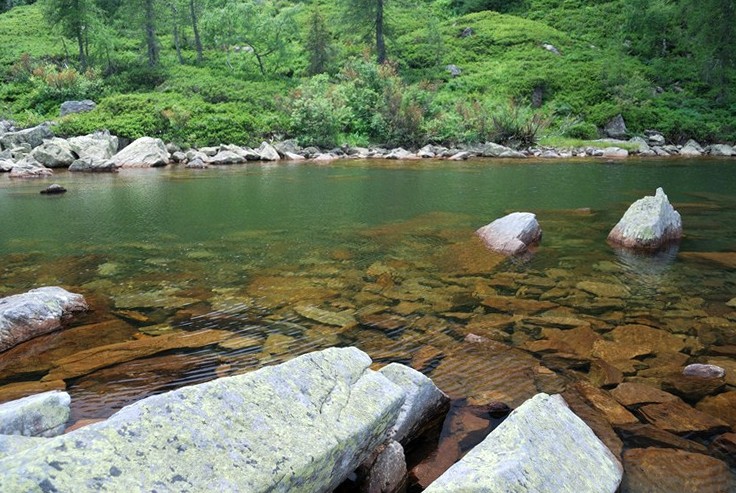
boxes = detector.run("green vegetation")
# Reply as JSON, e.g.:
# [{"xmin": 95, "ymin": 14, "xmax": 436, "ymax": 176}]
[{"xmin": 0, "ymin": 0, "xmax": 734, "ymax": 148}]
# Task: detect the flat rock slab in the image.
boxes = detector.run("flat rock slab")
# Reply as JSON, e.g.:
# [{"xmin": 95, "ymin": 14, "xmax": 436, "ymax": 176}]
[
  {"xmin": 622, "ymin": 448, "xmax": 733, "ymax": 493},
  {"xmin": 0, "ymin": 391, "xmax": 70, "ymax": 437},
  {"xmin": 639, "ymin": 400, "xmax": 730, "ymax": 437},
  {"xmin": 0, "ymin": 347, "xmax": 408, "ymax": 492},
  {"xmin": 0, "ymin": 287, "xmax": 88, "ymax": 352},
  {"xmin": 611, "ymin": 382, "xmax": 679, "ymax": 408},
  {"xmin": 424, "ymin": 393, "xmax": 622, "ymax": 492}
]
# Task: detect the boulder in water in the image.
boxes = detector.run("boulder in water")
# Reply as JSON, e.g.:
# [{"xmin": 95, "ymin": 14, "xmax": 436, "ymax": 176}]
[
  {"xmin": 112, "ymin": 136, "xmax": 169, "ymax": 168},
  {"xmin": 607, "ymin": 187, "xmax": 682, "ymax": 250},
  {"xmin": 476, "ymin": 212, "xmax": 542, "ymax": 255}
]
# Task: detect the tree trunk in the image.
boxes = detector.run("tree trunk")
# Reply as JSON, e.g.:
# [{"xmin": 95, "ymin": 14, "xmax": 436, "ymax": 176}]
[
  {"xmin": 171, "ymin": 3, "xmax": 184, "ymax": 64},
  {"xmin": 190, "ymin": 0, "xmax": 203, "ymax": 63},
  {"xmin": 376, "ymin": 0, "xmax": 386, "ymax": 64},
  {"xmin": 77, "ymin": 30, "xmax": 88, "ymax": 71},
  {"xmin": 144, "ymin": 0, "xmax": 159, "ymax": 67}
]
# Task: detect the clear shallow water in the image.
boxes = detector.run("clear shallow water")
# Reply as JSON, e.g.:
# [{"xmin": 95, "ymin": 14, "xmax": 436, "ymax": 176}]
[{"xmin": 0, "ymin": 159, "xmax": 735, "ymax": 441}]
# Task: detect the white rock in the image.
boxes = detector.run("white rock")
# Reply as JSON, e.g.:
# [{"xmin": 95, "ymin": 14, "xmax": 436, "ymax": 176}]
[
  {"xmin": 112, "ymin": 137, "xmax": 169, "ymax": 167},
  {"xmin": 257, "ymin": 142, "xmax": 281, "ymax": 161},
  {"xmin": 424, "ymin": 393, "xmax": 623, "ymax": 493},
  {"xmin": 602, "ymin": 147, "xmax": 629, "ymax": 158},
  {"xmin": 476, "ymin": 212, "xmax": 542, "ymax": 256},
  {"xmin": 709, "ymin": 144, "xmax": 734, "ymax": 156},
  {"xmin": 683, "ymin": 363, "xmax": 725, "ymax": 379},
  {"xmin": 68, "ymin": 131, "xmax": 118, "ymax": 160},
  {"xmin": 607, "ymin": 187, "xmax": 682, "ymax": 250}
]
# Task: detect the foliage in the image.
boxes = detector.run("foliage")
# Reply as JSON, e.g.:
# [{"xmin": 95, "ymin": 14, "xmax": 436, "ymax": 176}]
[{"xmin": 304, "ymin": 7, "xmax": 332, "ymax": 75}]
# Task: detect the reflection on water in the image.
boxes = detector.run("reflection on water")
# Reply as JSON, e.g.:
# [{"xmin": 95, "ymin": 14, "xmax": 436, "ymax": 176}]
[{"xmin": 0, "ymin": 160, "xmax": 735, "ymax": 464}]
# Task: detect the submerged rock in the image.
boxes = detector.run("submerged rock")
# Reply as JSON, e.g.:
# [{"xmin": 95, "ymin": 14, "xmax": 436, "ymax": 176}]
[
  {"xmin": 622, "ymin": 448, "xmax": 733, "ymax": 493},
  {"xmin": 0, "ymin": 348, "xmax": 410, "ymax": 492},
  {"xmin": 112, "ymin": 136, "xmax": 169, "ymax": 167},
  {"xmin": 607, "ymin": 188, "xmax": 682, "ymax": 250},
  {"xmin": 0, "ymin": 391, "xmax": 70, "ymax": 437},
  {"xmin": 0, "ymin": 287, "xmax": 88, "ymax": 352},
  {"xmin": 39, "ymin": 184, "xmax": 66, "ymax": 195},
  {"xmin": 476, "ymin": 212, "xmax": 542, "ymax": 255},
  {"xmin": 424, "ymin": 393, "xmax": 622, "ymax": 492}
]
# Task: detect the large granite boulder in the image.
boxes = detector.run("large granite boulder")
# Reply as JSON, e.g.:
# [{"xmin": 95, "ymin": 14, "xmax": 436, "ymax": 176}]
[
  {"xmin": 68, "ymin": 156, "xmax": 119, "ymax": 172},
  {"xmin": 607, "ymin": 187, "xmax": 682, "ymax": 250},
  {"xmin": 708, "ymin": 144, "xmax": 735, "ymax": 156},
  {"xmin": 30, "ymin": 138, "xmax": 76, "ymax": 168},
  {"xmin": 0, "ymin": 287, "xmax": 88, "ymax": 352},
  {"xmin": 0, "ymin": 123, "xmax": 53, "ymax": 150},
  {"xmin": 0, "ymin": 435, "xmax": 45, "ymax": 460},
  {"xmin": 68, "ymin": 131, "xmax": 119, "ymax": 160},
  {"xmin": 679, "ymin": 139, "xmax": 704, "ymax": 157},
  {"xmin": 60, "ymin": 100, "xmax": 96, "ymax": 117},
  {"xmin": 257, "ymin": 141, "xmax": 281, "ymax": 161},
  {"xmin": 476, "ymin": 212, "xmax": 542, "ymax": 255},
  {"xmin": 112, "ymin": 136, "xmax": 169, "ymax": 168},
  {"xmin": 379, "ymin": 363, "xmax": 450, "ymax": 444},
  {"xmin": 7, "ymin": 156, "xmax": 53, "ymax": 178},
  {"xmin": 0, "ymin": 391, "xmax": 71, "ymax": 437},
  {"xmin": 0, "ymin": 348, "xmax": 412, "ymax": 492},
  {"xmin": 424, "ymin": 393, "xmax": 623, "ymax": 492}
]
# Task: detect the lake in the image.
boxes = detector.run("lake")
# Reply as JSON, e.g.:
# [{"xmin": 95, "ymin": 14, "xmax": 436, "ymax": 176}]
[{"xmin": 1, "ymin": 158, "xmax": 735, "ymax": 483}]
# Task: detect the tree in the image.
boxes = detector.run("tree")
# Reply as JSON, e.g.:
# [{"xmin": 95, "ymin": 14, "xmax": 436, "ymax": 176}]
[
  {"xmin": 189, "ymin": 0, "xmax": 204, "ymax": 63},
  {"xmin": 305, "ymin": 7, "xmax": 331, "ymax": 75},
  {"xmin": 341, "ymin": 0, "xmax": 388, "ymax": 64},
  {"xmin": 684, "ymin": 0, "xmax": 736, "ymax": 97},
  {"xmin": 202, "ymin": 0, "xmax": 297, "ymax": 76},
  {"xmin": 42, "ymin": 0, "xmax": 101, "ymax": 70},
  {"xmin": 143, "ymin": 0, "xmax": 159, "ymax": 67}
]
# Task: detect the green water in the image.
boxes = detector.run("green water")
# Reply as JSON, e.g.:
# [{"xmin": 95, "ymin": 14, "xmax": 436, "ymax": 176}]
[{"xmin": 0, "ymin": 159, "xmax": 735, "ymax": 427}]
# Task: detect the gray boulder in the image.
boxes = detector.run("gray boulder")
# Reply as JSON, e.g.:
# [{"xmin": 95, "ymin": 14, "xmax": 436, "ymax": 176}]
[
  {"xmin": 480, "ymin": 142, "xmax": 515, "ymax": 157},
  {"xmin": 112, "ymin": 136, "xmax": 169, "ymax": 168},
  {"xmin": 476, "ymin": 212, "xmax": 543, "ymax": 256},
  {"xmin": 379, "ymin": 363, "xmax": 449, "ymax": 444},
  {"xmin": 60, "ymin": 100, "xmax": 96, "ymax": 117},
  {"xmin": 542, "ymin": 43, "xmax": 562, "ymax": 55},
  {"xmin": 604, "ymin": 114, "xmax": 628, "ymax": 139},
  {"xmin": 446, "ymin": 64, "xmax": 462, "ymax": 77},
  {"xmin": 40, "ymin": 184, "xmax": 67, "ymax": 195},
  {"xmin": 386, "ymin": 148, "xmax": 415, "ymax": 160},
  {"xmin": 602, "ymin": 147, "xmax": 629, "ymax": 158},
  {"xmin": 0, "ymin": 347, "xmax": 407, "ymax": 493},
  {"xmin": 209, "ymin": 149, "xmax": 246, "ymax": 165},
  {"xmin": 679, "ymin": 139, "xmax": 703, "ymax": 156},
  {"xmin": 0, "ymin": 123, "xmax": 53, "ymax": 150},
  {"xmin": 257, "ymin": 141, "xmax": 281, "ymax": 161},
  {"xmin": 31, "ymin": 138, "xmax": 76, "ymax": 168},
  {"xmin": 0, "ymin": 391, "xmax": 71, "ymax": 437},
  {"xmin": 0, "ymin": 120, "xmax": 15, "ymax": 136},
  {"xmin": 0, "ymin": 159, "xmax": 14, "ymax": 172},
  {"xmin": 682, "ymin": 363, "xmax": 725, "ymax": 379},
  {"xmin": 607, "ymin": 187, "xmax": 682, "ymax": 250},
  {"xmin": 0, "ymin": 287, "xmax": 88, "ymax": 352},
  {"xmin": 629, "ymin": 137, "xmax": 652, "ymax": 154},
  {"xmin": 424, "ymin": 393, "xmax": 623, "ymax": 492},
  {"xmin": 417, "ymin": 145, "xmax": 436, "ymax": 158},
  {"xmin": 359, "ymin": 441, "xmax": 407, "ymax": 493},
  {"xmin": 171, "ymin": 151, "xmax": 187, "ymax": 163},
  {"xmin": 185, "ymin": 157, "xmax": 209, "ymax": 169},
  {"xmin": 274, "ymin": 139, "xmax": 300, "ymax": 156},
  {"xmin": 709, "ymin": 144, "xmax": 735, "ymax": 156},
  {"xmin": 200, "ymin": 146, "xmax": 219, "ymax": 157},
  {"xmin": 68, "ymin": 131, "xmax": 119, "ymax": 160},
  {"xmin": 68, "ymin": 157, "xmax": 118, "ymax": 173},
  {"xmin": 7, "ymin": 157, "xmax": 53, "ymax": 179},
  {"xmin": 645, "ymin": 130, "xmax": 666, "ymax": 146}
]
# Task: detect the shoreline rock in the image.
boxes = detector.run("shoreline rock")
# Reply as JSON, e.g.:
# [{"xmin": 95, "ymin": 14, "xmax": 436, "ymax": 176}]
[
  {"xmin": 0, "ymin": 287, "xmax": 88, "ymax": 352},
  {"xmin": 0, "ymin": 347, "xmax": 447, "ymax": 492}
]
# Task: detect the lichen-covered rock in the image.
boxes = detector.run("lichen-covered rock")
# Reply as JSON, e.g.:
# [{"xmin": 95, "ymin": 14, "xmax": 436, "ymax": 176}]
[
  {"xmin": 0, "ymin": 123, "xmax": 53, "ymax": 150},
  {"xmin": 0, "ymin": 391, "xmax": 71, "ymax": 437},
  {"xmin": 0, "ymin": 287, "xmax": 88, "ymax": 352},
  {"xmin": 68, "ymin": 131, "xmax": 119, "ymax": 160},
  {"xmin": 424, "ymin": 393, "xmax": 623, "ymax": 493},
  {"xmin": 476, "ymin": 212, "xmax": 542, "ymax": 255},
  {"xmin": 607, "ymin": 188, "xmax": 682, "ymax": 250},
  {"xmin": 0, "ymin": 435, "xmax": 46, "ymax": 460},
  {"xmin": 378, "ymin": 363, "xmax": 450, "ymax": 444},
  {"xmin": 112, "ymin": 136, "xmax": 169, "ymax": 168},
  {"xmin": 30, "ymin": 138, "xmax": 76, "ymax": 168},
  {"xmin": 0, "ymin": 347, "xmax": 407, "ymax": 493}
]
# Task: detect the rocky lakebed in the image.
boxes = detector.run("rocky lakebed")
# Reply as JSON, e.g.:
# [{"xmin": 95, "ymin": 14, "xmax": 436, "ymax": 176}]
[{"xmin": 0, "ymin": 122, "xmax": 736, "ymax": 491}]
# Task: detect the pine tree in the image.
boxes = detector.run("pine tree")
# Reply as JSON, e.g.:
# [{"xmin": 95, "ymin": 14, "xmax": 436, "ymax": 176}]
[{"xmin": 305, "ymin": 8, "xmax": 331, "ymax": 75}]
